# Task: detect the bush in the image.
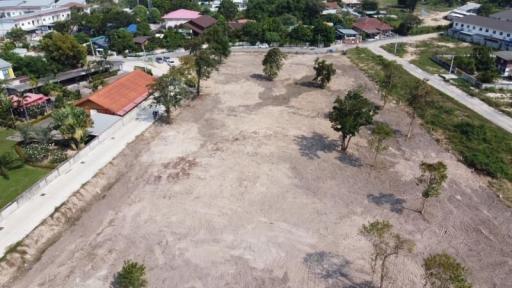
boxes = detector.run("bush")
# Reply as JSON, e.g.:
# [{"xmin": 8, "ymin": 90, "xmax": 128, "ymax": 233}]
[
  {"xmin": 49, "ymin": 149, "xmax": 67, "ymax": 164},
  {"xmin": 113, "ymin": 260, "xmax": 147, "ymax": 288},
  {"xmin": 22, "ymin": 143, "xmax": 50, "ymax": 163}
]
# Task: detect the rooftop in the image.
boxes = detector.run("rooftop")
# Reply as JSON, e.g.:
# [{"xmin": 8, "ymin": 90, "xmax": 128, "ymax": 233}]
[
  {"xmin": 0, "ymin": 5, "xmax": 76, "ymax": 22},
  {"xmin": 491, "ymin": 9, "xmax": 512, "ymax": 22},
  {"xmin": 185, "ymin": 15, "xmax": 217, "ymax": 32},
  {"xmin": 455, "ymin": 15, "xmax": 512, "ymax": 33},
  {"xmin": 162, "ymin": 9, "xmax": 201, "ymax": 20},
  {"xmin": 0, "ymin": 58, "xmax": 12, "ymax": 68},
  {"xmin": 353, "ymin": 17, "xmax": 392, "ymax": 33},
  {"xmin": 495, "ymin": 50, "xmax": 512, "ymax": 61},
  {"xmin": 0, "ymin": 0, "xmax": 85, "ymax": 9},
  {"xmin": 76, "ymin": 70, "xmax": 154, "ymax": 116}
]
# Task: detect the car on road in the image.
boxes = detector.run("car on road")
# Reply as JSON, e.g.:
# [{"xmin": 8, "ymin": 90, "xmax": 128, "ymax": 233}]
[{"xmin": 155, "ymin": 57, "xmax": 163, "ymax": 64}]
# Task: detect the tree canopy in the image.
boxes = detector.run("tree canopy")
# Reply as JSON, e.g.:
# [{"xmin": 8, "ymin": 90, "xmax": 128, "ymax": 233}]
[
  {"xmin": 328, "ymin": 89, "xmax": 377, "ymax": 151},
  {"xmin": 113, "ymin": 260, "xmax": 148, "ymax": 288},
  {"xmin": 313, "ymin": 58, "xmax": 336, "ymax": 88},
  {"xmin": 52, "ymin": 105, "xmax": 91, "ymax": 150},
  {"xmin": 423, "ymin": 253, "xmax": 472, "ymax": 288},
  {"xmin": 218, "ymin": 0, "xmax": 238, "ymax": 21},
  {"xmin": 40, "ymin": 32, "xmax": 87, "ymax": 69},
  {"xmin": 262, "ymin": 48, "xmax": 287, "ymax": 80}
]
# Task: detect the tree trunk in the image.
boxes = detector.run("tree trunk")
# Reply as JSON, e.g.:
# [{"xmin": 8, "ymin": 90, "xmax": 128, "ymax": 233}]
[
  {"xmin": 420, "ymin": 198, "xmax": 426, "ymax": 215},
  {"xmin": 341, "ymin": 134, "xmax": 352, "ymax": 152},
  {"xmin": 407, "ymin": 113, "xmax": 415, "ymax": 140},
  {"xmin": 165, "ymin": 107, "xmax": 172, "ymax": 124},
  {"xmin": 379, "ymin": 255, "xmax": 391, "ymax": 288},
  {"xmin": 196, "ymin": 77, "xmax": 201, "ymax": 97}
]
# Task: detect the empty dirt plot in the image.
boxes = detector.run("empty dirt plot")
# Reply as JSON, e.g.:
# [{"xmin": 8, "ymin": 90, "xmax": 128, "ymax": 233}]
[{"xmin": 3, "ymin": 53, "xmax": 512, "ymax": 288}]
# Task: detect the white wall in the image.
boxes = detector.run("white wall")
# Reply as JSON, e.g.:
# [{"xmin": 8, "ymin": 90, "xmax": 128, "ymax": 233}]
[
  {"xmin": 164, "ymin": 19, "xmax": 189, "ymax": 28},
  {"xmin": 453, "ymin": 20, "xmax": 512, "ymax": 41}
]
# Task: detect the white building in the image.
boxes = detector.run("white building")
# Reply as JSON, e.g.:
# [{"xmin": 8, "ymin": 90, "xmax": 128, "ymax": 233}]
[
  {"xmin": 198, "ymin": 0, "xmax": 247, "ymax": 11},
  {"xmin": 0, "ymin": 0, "xmax": 85, "ymax": 19},
  {"xmin": 449, "ymin": 15, "xmax": 512, "ymax": 50},
  {"xmin": 447, "ymin": 2, "xmax": 481, "ymax": 20},
  {"xmin": 0, "ymin": 4, "xmax": 79, "ymax": 36}
]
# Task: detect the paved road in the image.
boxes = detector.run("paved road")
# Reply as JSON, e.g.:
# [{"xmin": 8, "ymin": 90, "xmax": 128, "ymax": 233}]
[{"xmin": 365, "ymin": 43, "xmax": 512, "ymax": 134}]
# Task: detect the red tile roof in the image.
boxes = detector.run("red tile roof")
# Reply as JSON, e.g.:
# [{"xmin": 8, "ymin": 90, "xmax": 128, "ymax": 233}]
[
  {"xmin": 77, "ymin": 70, "xmax": 154, "ymax": 116},
  {"xmin": 353, "ymin": 17, "xmax": 392, "ymax": 34}
]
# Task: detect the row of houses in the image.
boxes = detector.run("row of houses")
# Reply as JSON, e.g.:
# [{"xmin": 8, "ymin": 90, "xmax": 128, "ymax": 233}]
[{"xmin": 449, "ymin": 9, "xmax": 512, "ymax": 51}]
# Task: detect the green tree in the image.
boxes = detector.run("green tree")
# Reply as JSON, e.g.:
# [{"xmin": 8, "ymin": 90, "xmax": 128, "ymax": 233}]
[
  {"xmin": 218, "ymin": 0, "xmax": 238, "ymax": 21},
  {"xmin": 194, "ymin": 49, "xmax": 219, "ymax": 96},
  {"xmin": 262, "ymin": 48, "xmax": 287, "ymax": 80},
  {"xmin": 5, "ymin": 27, "xmax": 27, "ymax": 45},
  {"xmin": 406, "ymin": 80, "xmax": 430, "ymax": 139},
  {"xmin": 162, "ymin": 29, "xmax": 185, "ymax": 50},
  {"xmin": 40, "ymin": 32, "xmax": 87, "ymax": 69},
  {"xmin": 328, "ymin": 89, "xmax": 377, "ymax": 152},
  {"xmin": 148, "ymin": 8, "xmax": 161, "ymax": 23},
  {"xmin": 397, "ymin": 14, "xmax": 422, "ymax": 35},
  {"xmin": 313, "ymin": 58, "xmax": 336, "ymax": 89},
  {"xmin": 360, "ymin": 220, "xmax": 415, "ymax": 288},
  {"xmin": 478, "ymin": 2, "xmax": 494, "ymax": 16},
  {"xmin": 150, "ymin": 69, "xmax": 190, "ymax": 123},
  {"xmin": 0, "ymin": 152, "xmax": 24, "ymax": 179},
  {"xmin": 369, "ymin": 121, "xmax": 394, "ymax": 165},
  {"xmin": 203, "ymin": 22, "xmax": 231, "ymax": 62},
  {"xmin": 109, "ymin": 28, "xmax": 136, "ymax": 54},
  {"xmin": 312, "ymin": 20, "xmax": 336, "ymax": 47},
  {"xmin": 52, "ymin": 105, "xmax": 91, "ymax": 150},
  {"xmin": 398, "ymin": 0, "xmax": 420, "ymax": 11},
  {"xmin": 0, "ymin": 93, "xmax": 15, "ymax": 128},
  {"xmin": 417, "ymin": 161, "xmax": 448, "ymax": 216},
  {"xmin": 133, "ymin": 5, "xmax": 149, "ymax": 22},
  {"xmin": 288, "ymin": 24, "xmax": 313, "ymax": 44},
  {"xmin": 471, "ymin": 46, "xmax": 498, "ymax": 83},
  {"xmin": 423, "ymin": 253, "xmax": 472, "ymax": 288},
  {"xmin": 113, "ymin": 260, "xmax": 148, "ymax": 288}
]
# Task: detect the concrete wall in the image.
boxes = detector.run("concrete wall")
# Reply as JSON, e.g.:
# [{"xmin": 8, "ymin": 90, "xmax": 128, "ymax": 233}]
[{"xmin": 0, "ymin": 99, "xmax": 148, "ymax": 222}]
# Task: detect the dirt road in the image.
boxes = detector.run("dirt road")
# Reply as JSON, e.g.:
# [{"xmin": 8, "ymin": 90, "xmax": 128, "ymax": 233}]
[{"xmin": 5, "ymin": 53, "xmax": 512, "ymax": 288}]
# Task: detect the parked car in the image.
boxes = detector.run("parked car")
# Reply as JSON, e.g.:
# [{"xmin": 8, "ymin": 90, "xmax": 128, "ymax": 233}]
[{"xmin": 155, "ymin": 57, "xmax": 163, "ymax": 63}]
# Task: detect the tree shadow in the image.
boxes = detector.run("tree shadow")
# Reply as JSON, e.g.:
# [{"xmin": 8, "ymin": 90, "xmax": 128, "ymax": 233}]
[
  {"xmin": 367, "ymin": 193, "xmax": 407, "ymax": 214},
  {"xmin": 296, "ymin": 80, "xmax": 320, "ymax": 88},
  {"xmin": 250, "ymin": 73, "xmax": 270, "ymax": 81},
  {"xmin": 294, "ymin": 132, "xmax": 338, "ymax": 159},
  {"xmin": 337, "ymin": 153, "xmax": 363, "ymax": 168},
  {"xmin": 303, "ymin": 251, "xmax": 376, "ymax": 288}
]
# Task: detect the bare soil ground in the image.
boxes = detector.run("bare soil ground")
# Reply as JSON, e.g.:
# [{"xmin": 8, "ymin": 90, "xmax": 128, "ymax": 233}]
[
  {"xmin": 3, "ymin": 53, "xmax": 512, "ymax": 288},
  {"xmin": 418, "ymin": 10, "xmax": 450, "ymax": 27}
]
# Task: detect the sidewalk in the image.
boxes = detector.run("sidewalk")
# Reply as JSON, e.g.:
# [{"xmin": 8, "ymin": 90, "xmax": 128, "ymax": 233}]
[{"xmin": 0, "ymin": 102, "xmax": 157, "ymax": 257}]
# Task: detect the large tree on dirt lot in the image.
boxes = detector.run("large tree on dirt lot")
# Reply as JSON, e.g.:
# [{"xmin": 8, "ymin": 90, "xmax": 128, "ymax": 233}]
[
  {"xmin": 313, "ymin": 58, "xmax": 336, "ymax": 89},
  {"xmin": 262, "ymin": 48, "xmax": 287, "ymax": 80},
  {"xmin": 369, "ymin": 121, "xmax": 394, "ymax": 166},
  {"xmin": 194, "ymin": 49, "xmax": 219, "ymax": 97},
  {"xmin": 52, "ymin": 105, "xmax": 91, "ymax": 150},
  {"xmin": 406, "ymin": 80, "xmax": 430, "ymax": 139},
  {"xmin": 218, "ymin": 0, "xmax": 238, "ymax": 21},
  {"xmin": 0, "ymin": 152, "xmax": 24, "ymax": 179},
  {"xmin": 328, "ymin": 89, "xmax": 377, "ymax": 152},
  {"xmin": 113, "ymin": 260, "xmax": 147, "ymax": 288},
  {"xmin": 360, "ymin": 220, "xmax": 415, "ymax": 288},
  {"xmin": 203, "ymin": 22, "xmax": 231, "ymax": 62},
  {"xmin": 150, "ymin": 68, "xmax": 190, "ymax": 124},
  {"xmin": 423, "ymin": 253, "xmax": 472, "ymax": 288},
  {"xmin": 417, "ymin": 161, "xmax": 448, "ymax": 216},
  {"xmin": 40, "ymin": 32, "xmax": 87, "ymax": 69}
]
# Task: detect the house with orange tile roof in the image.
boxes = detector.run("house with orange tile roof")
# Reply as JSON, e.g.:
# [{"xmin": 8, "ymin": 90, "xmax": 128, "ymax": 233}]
[{"xmin": 76, "ymin": 70, "xmax": 155, "ymax": 116}]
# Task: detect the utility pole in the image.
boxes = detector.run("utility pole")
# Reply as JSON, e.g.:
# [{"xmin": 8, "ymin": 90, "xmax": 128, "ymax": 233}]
[
  {"xmin": 394, "ymin": 33, "xmax": 398, "ymax": 55},
  {"xmin": 449, "ymin": 54, "xmax": 455, "ymax": 74}
]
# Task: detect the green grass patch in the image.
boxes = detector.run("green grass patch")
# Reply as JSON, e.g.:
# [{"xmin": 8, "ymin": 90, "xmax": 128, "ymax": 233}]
[
  {"xmin": 381, "ymin": 42, "xmax": 407, "ymax": 57},
  {"xmin": 347, "ymin": 47, "xmax": 512, "ymax": 181},
  {"xmin": 0, "ymin": 128, "xmax": 50, "ymax": 209},
  {"xmin": 409, "ymin": 38, "xmax": 474, "ymax": 75}
]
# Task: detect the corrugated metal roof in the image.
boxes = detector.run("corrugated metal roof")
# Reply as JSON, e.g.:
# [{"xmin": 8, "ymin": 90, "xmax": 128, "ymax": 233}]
[
  {"xmin": 0, "ymin": 58, "xmax": 12, "ymax": 68},
  {"xmin": 456, "ymin": 15, "xmax": 512, "ymax": 33}
]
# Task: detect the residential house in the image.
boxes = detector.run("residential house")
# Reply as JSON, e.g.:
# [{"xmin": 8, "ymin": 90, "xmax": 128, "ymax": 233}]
[
  {"xmin": 0, "ymin": 3, "xmax": 85, "ymax": 36},
  {"xmin": 448, "ymin": 15, "xmax": 512, "ymax": 50},
  {"xmin": 322, "ymin": 2, "xmax": 340, "ymax": 15},
  {"xmin": 199, "ymin": 0, "xmax": 248, "ymax": 11},
  {"xmin": 183, "ymin": 15, "xmax": 217, "ymax": 36},
  {"xmin": 76, "ymin": 70, "xmax": 154, "ymax": 116},
  {"xmin": 0, "ymin": 58, "xmax": 14, "ymax": 80},
  {"xmin": 335, "ymin": 27, "xmax": 361, "ymax": 44},
  {"xmin": 341, "ymin": 0, "xmax": 361, "ymax": 9},
  {"xmin": 495, "ymin": 51, "xmax": 512, "ymax": 77},
  {"xmin": 162, "ymin": 9, "xmax": 201, "ymax": 29},
  {"xmin": 0, "ymin": 0, "xmax": 86, "ymax": 19},
  {"xmin": 352, "ymin": 17, "xmax": 392, "ymax": 39}
]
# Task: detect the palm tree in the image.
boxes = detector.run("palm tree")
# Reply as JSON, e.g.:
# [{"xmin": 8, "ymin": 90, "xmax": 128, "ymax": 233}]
[{"xmin": 52, "ymin": 105, "xmax": 92, "ymax": 150}]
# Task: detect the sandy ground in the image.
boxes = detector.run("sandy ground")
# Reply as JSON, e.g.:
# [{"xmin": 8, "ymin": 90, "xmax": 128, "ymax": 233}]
[
  {"xmin": 3, "ymin": 53, "xmax": 512, "ymax": 288},
  {"xmin": 418, "ymin": 10, "xmax": 450, "ymax": 27}
]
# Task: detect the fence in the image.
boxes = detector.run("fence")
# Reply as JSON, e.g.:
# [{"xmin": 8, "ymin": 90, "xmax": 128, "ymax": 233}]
[{"xmin": 0, "ymin": 100, "xmax": 152, "ymax": 222}]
